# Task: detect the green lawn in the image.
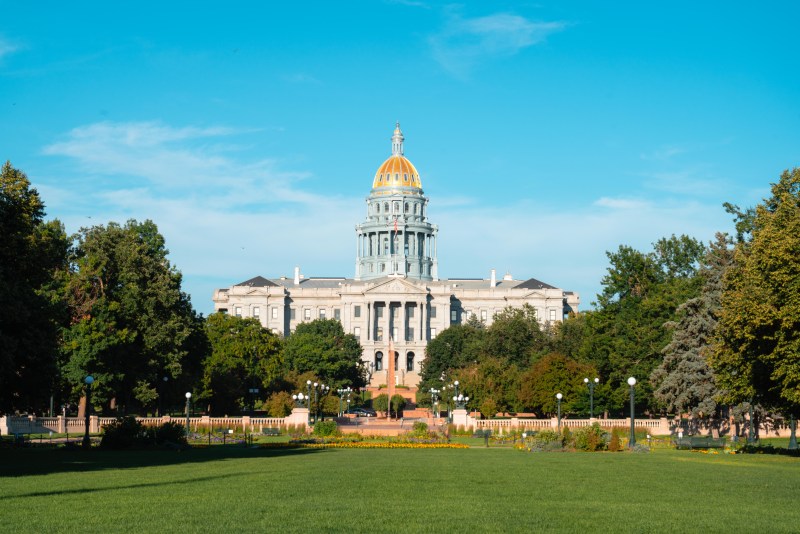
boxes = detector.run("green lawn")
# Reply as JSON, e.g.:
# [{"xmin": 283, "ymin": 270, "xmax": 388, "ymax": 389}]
[{"xmin": 2, "ymin": 446, "xmax": 799, "ymax": 533}]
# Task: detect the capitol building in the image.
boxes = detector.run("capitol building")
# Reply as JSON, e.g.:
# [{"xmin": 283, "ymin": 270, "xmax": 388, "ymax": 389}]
[{"xmin": 213, "ymin": 124, "xmax": 579, "ymax": 388}]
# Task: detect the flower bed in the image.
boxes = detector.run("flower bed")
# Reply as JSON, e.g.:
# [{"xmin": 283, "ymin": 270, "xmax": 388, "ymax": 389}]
[{"xmin": 258, "ymin": 441, "xmax": 468, "ymax": 450}]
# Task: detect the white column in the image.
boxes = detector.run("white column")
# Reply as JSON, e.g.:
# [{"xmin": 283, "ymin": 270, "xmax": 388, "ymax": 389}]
[
  {"xmin": 401, "ymin": 301, "xmax": 407, "ymax": 342},
  {"xmin": 420, "ymin": 300, "xmax": 425, "ymax": 340},
  {"xmin": 367, "ymin": 302, "xmax": 371, "ymax": 341}
]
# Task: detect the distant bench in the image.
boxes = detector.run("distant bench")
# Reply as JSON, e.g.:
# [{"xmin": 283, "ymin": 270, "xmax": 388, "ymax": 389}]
[{"xmin": 674, "ymin": 435, "xmax": 726, "ymax": 450}]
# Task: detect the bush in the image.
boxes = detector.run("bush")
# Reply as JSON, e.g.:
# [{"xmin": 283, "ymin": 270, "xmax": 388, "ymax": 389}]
[
  {"xmin": 100, "ymin": 417, "xmax": 147, "ymax": 450},
  {"xmin": 313, "ymin": 420, "xmax": 339, "ymax": 437},
  {"xmin": 373, "ymin": 394, "xmax": 389, "ymax": 413},
  {"xmin": 529, "ymin": 430, "xmax": 564, "ymax": 452},
  {"xmin": 153, "ymin": 421, "xmax": 188, "ymax": 447},
  {"xmin": 412, "ymin": 421, "xmax": 429, "ymax": 437},
  {"xmin": 609, "ymin": 427, "xmax": 623, "ymax": 452},
  {"xmin": 390, "ymin": 394, "xmax": 406, "ymax": 417},
  {"xmin": 574, "ymin": 423, "xmax": 608, "ymax": 452},
  {"xmin": 265, "ymin": 391, "xmax": 294, "ymax": 418}
]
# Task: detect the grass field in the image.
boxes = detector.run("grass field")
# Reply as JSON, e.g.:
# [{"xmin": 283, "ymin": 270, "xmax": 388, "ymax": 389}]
[{"xmin": 2, "ymin": 445, "xmax": 799, "ymax": 533}]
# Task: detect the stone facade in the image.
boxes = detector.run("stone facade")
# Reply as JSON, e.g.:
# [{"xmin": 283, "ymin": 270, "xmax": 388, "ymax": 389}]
[{"xmin": 212, "ymin": 124, "xmax": 580, "ymax": 388}]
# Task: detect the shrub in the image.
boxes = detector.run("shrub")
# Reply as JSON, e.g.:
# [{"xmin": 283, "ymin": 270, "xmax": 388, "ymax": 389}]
[
  {"xmin": 313, "ymin": 420, "xmax": 339, "ymax": 437},
  {"xmin": 412, "ymin": 421, "xmax": 429, "ymax": 437},
  {"xmin": 100, "ymin": 417, "xmax": 147, "ymax": 450},
  {"xmin": 574, "ymin": 423, "xmax": 608, "ymax": 452},
  {"xmin": 265, "ymin": 391, "xmax": 294, "ymax": 417},
  {"xmin": 609, "ymin": 427, "xmax": 623, "ymax": 452},
  {"xmin": 153, "ymin": 421, "xmax": 188, "ymax": 447},
  {"xmin": 390, "ymin": 394, "xmax": 406, "ymax": 416},
  {"xmin": 373, "ymin": 394, "xmax": 389, "ymax": 413},
  {"xmin": 530, "ymin": 430, "xmax": 564, "ymax": 452}
]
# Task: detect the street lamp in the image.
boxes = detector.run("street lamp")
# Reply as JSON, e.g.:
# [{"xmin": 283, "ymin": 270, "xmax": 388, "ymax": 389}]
[
  {"xmin": 430, "ymin": 388, "xmax": 440, "ymax": 418},
  {"xmin": 627, "ymin": 377, "xmax": 636, "ymax": 449},
  {"xmin": 584, "ymin": 377, "xmax": 599, "ymax": 418},
  {"xmin": 82, "ymin": 375, "xmax": 94, "ymax": 449},
  {"xmin": 556, "ymin": 392, "xmax": 563, "ymax": 432},
  {"xmin": 185, "ymin": 392, "xmax": 192, "ymax": 437}
]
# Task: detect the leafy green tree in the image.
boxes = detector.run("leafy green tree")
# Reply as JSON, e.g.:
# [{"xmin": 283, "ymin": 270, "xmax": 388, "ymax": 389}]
[
  {"xmin": 202, "ymin": 312, "xmax": 283, "ymax": 415},
  {"xmin": 651, "ymin": 234, "xmax": 732, "ymax": 419},
  {"xmin": 419, "ymin": 323, "xmax": 484, "ymax": 390},
  {"xmin": 282, "ymin": 319, "xmax": 365, "ymax": 389},
  {"xmin": 481, "ymin": 304, "xmax": 547, "ymax": 365},
  {"xmin": 0, "ymin": 161, "xmax": 69, "ymax": 413},
  {"xmin": 583, "ymin": 235, "xmax": 705, "ymax": 415},
  {"xmin": 453, "ymin": 357, "xmax": 521, "ymax": 416},
  {"xmin": 60, "ymin": 219, "xmax": 200, "ymax": 413},
  {"xmin": 264, "ymin": 391, "xmax": 294, "ymax": 417},
  {"xmin": 373, "ymin": 393, "xmax": 389, "ymax": 413},
  {"xmin": 517, "ymin": 353, "xmax": 596, "ymax": 416},
  {"xmin": 711, "ymin": 169, "xmax": 800, "ymax": 422},
  {"xmin": 390, "ymin": 394, "xmax": 406, "ymax": 417}
]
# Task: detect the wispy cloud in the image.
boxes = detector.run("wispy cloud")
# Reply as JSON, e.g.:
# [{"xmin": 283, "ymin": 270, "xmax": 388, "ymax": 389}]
[
  {"xmin": 594, "ymin": 197, "xmax": 650, "ymax": 210},
  {"xmin": 429, "ymin": 10, "xmax": 566, "ymax": 76},
  {"xmin": 0, "ymin": 37, "xmax": 20, "ymax": 60},
  {"xmin": 40, "ymin": 121, "xmax": 361, "ymax": 310},
  {"xmin": 639, "ymin": 145, "xmax": 686, "ymax": 161}
]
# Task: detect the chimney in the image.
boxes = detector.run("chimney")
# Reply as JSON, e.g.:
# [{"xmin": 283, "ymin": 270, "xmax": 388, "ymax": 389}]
[
  {"xmin": 294, "ymin": 266, "xmax": 300, "ymax": 285},
  {"xmin": 490, "ymin": 269, "xmax": 496, "ymax": 288}
]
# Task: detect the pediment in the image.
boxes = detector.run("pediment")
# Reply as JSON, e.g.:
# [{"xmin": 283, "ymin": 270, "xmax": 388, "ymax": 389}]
[{"xmin": 364, "ymin": 277, "xmax": 428, "ymax": 296}]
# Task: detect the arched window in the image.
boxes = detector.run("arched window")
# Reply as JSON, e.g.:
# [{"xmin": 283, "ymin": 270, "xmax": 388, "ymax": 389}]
[
  {"xmin": 375, "ymin": 351, "xmax": 383, "ymax": 371},
  {"xmin": 394, "ymin": 351, "xmax": 399, "ymax": 371},
  {"xmin": 406, "ymin": 352, "xmax": 415, "ymax": 372},
  {"xmin": 414, "ymin": 203, "xmax": 419, "ymax": 214},
  {"xmin": 404, "ymin": 202, "xmax": 409, "ymax": 213},
  {"xmin": 376, "ymin": 203, "xmax": 380, "ymax": 213},
  {"xmin": 384, "ymin": 202, "xmax": 389, "ymax": 213}
]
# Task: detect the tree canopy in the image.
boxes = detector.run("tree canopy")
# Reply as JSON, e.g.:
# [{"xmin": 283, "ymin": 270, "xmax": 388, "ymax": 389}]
[
  {"xmin": 282, "ymin": 319, "xmax": 365, "ymax": 389},
  {"xmin": 711, "ymin": 168, "xmax": 800, "ymax": 416},
  {"xmin": 0, "ymin": 161, "xmax": 68, "ymax": 413}
]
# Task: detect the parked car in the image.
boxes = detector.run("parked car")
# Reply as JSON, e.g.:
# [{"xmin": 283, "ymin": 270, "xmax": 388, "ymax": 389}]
[{"xmin": 348, "ymin": 407, "xmax": 376, "ymax": 417}]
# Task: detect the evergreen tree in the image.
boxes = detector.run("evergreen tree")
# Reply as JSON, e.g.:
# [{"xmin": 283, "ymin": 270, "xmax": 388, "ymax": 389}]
[{"xmin": 651, "ymin": 233, "xmax": 733, "ymax": 418}]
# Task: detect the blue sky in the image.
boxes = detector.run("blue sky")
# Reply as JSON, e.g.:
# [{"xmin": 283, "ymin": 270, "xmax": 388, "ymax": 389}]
[{"xmin": 2, "ymin": 1, "xmax": 799, "ymax": 315}]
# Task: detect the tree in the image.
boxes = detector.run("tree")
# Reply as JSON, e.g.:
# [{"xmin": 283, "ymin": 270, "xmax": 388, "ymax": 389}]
[
  {"xmin": 202, "ymin": 312, "xmax": 283, "ymax": 415},
  {"xmin": 481, "ymin": 304, "xmax": 547, "ymax": 365},
  {"xmin": 453, "ymin": 357, "xmax": 521, "ymax": 417},
  {"xmin": 583, "ymin": 235, "xmax": 705, "ymax": 415},
  {"xmin": 0, "ymin": 161, "xmax": 69, "ymax": 413},
  {"xmin": 711, "ymin": 169, "xmax": 800, "ymax": 423},
  {"xmin": 517, "ymin": 353, "xmax": 596, "ymax": 416},
  {"xmin": 419, "ymin": 323, "xmax": 484, "ymax": 390},
  {"xmin": 60, "ymin": 219, "xmax": 200, "ymax": 414},
  {"xmin": 651, "ymin": 234, "xmax": 732, "ymax": 419},
  {"xmin": 282, "ymin": 319, "xmax": 365, "ymax": 389}
]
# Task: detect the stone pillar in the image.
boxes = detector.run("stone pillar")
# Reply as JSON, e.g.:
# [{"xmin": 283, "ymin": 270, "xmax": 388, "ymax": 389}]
[
  {"xmin": 401, "ymin": 301, "xmax": 407, "ymax": 342},
  {"xmin": 367, "ymin": 302, "xmax": 371, "ymax": 340},
  {"xmin": 286, "ymin": 407, "xmax": 310, "ymax": 428},
  {"xmin": 420, "ymin": 300, "xmax": 425, "ymax": 341}
]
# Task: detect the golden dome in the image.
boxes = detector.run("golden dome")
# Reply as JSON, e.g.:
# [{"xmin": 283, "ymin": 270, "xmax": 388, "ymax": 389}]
[
  {"xmin": 372, "ymin": 123, "xmax": 422, "ymax": 190},
  {"xmin": 373, "ymin": 155, "xmax": 422, "ymax": 189}
]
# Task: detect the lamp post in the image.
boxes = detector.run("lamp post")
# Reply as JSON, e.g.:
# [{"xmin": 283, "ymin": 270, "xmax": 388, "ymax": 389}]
[
  {"xmin": 584, "ymin": 377, "xmax": 599, "ymax": 418},
  {"xmin": 556, "ymin": 392, "xmax": 563, "ymax": 432},
  {"xmin": 306, "ymin": 380, "xmax": 312, "ymax": 425},
  {"xmin": 627, "ymin": 377, "xmax": 636, "ymax": 449},
  {"xmin": 430, "ymin": 388, "xmax": 440, "ymax": 418},
  {"xmin": 185, "ymin": 392, "xmax": 192, "ymax": 437},
  {"xmin": 82, "ymin": 375, "xmax": 94, "ymax": 449}
]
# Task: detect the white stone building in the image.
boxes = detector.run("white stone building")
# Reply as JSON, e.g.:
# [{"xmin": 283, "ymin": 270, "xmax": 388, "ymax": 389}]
[{"xmin": 212, "ymin": 124, "xmax": 579, "ymax": 388}]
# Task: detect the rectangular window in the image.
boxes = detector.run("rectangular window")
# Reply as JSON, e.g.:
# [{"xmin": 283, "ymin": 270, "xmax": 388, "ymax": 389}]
[
  {"xmin": 481, "ymin": 310, "xmax": 487, "ymax": 321},
  {"xmin": 304, "ymin": 309, "xmax": 311, "ymax": 321},
  {"xmin": 431, "ymin": 327, "xmax": 437, "ymax": 339},
  {"xmin": 354, "ymin": 326, "xmax": 361, "ymax": 339},
  {"xmin": 392, "ymin": 306, "xmax": 399, "ymax": 318},
  {"xmin": 406, "ymin": 327, "xmax": 414, "ymax": 341},
  {"xmin": 272, "ymin": 307, "xmax": 278, "ymax": 319},
  {"xmin": 376, "ymin": 327, "xmax": 383, "ymax": 341},
  {"xmin": 408, "ymin": 307, "xmax": 415, "ymax": 319},
  {"xmin": 429, "ymin": 306, "xmax": 437, "ymax": 318},
  {"xmin": 450, "ymin": 309, "xmax": 457, "ymax": 323},
  {"xmin": 354, "ymin": 305, "xmax": 361, "ymax": 318},
  {"xmin": 319, "ymin": 309, "xmax": 326, "ymax": 320},
  {"xmin": 235, "ymin": 307, "xmax": 242, "ymax": 318},
  {"xmin": 290, "ymin": 308, "xmax": 296, "ymax": 320},
  {"xmin": 392, "ymin": 327, "xmax": 398, "ymax": 341},
  {"xmin": 549, "ymin": 309, "xmax": 557, "ymax": 321},
  {"xmin": 376, "ymin": 306, "xmax": 384, "ymax": 319},
  {"xmin": 334, "ymin": 308, "xmax": 341, "ymax": 320},
  {"xmin": 253, "ymin": 307, "xmax": 260, "ymax": 318}
]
